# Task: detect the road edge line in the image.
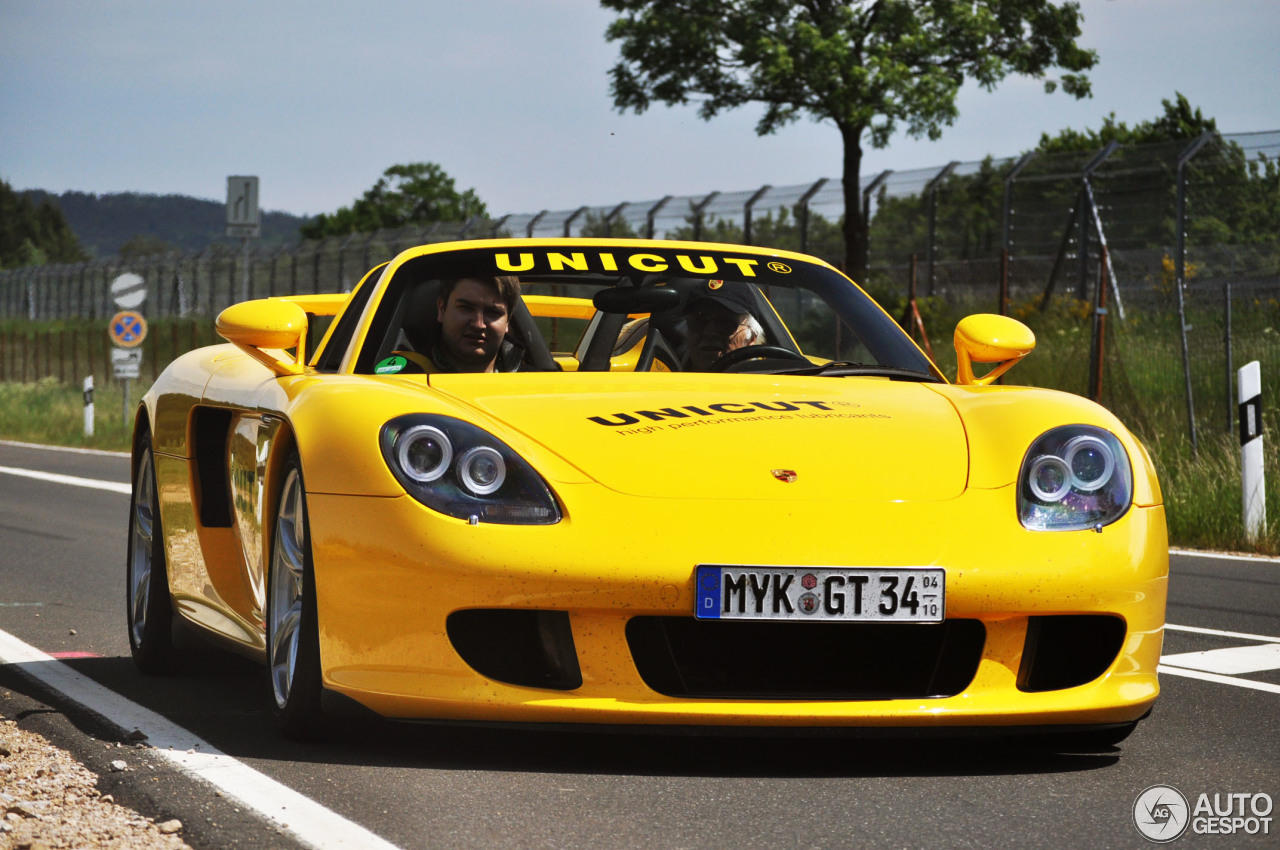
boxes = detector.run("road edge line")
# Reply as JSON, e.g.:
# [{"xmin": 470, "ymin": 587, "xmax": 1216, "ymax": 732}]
[
  {"xmin": 1157, "ymin": 663, "xmax": 1280, "ymax": 695},
  {"xmin": 0, "ymin": 628, "xmax": 401, "ymax": 850}
]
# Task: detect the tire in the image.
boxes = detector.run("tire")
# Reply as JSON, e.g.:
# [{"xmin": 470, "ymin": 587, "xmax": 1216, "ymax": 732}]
[
  {"xmin": 126, "ymin": 435, "xmax": 176, "ymax": 673},
  {"xmin": 266, "ymin": 454, "xmax": 325, "ymax": 739}
]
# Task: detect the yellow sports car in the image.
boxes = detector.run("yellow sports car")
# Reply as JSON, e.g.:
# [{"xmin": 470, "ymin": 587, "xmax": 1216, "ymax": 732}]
[{"xmin": 127, "ymin": 238, "xmax": 1167, "ymax": 743}]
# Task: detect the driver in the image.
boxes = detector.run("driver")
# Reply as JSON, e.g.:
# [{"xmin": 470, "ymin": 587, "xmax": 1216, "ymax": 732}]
[{"xmin": 682, "ymin": 281, "xmax": 765, "ymax": 370}]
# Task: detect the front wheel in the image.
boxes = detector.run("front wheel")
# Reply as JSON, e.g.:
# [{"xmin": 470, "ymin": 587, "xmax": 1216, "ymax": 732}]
[
  {"xmin": 127, "ymin": 436, "xmax": 176, "ymax": 673},
  {"xmin": 266, "ymin": 455, "xmax": 325, "ymax": 739}
]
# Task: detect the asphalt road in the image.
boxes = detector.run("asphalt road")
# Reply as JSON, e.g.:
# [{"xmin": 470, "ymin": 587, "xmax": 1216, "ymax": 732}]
[{"xmin": 1, "ymin": 440, "xmax": 1277, "ymax": 849}]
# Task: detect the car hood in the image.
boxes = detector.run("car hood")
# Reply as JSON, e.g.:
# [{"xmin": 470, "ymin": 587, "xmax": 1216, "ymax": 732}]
[{"xmin": 427, "ymin": 373, "xmax": 968, "ymax": 502}]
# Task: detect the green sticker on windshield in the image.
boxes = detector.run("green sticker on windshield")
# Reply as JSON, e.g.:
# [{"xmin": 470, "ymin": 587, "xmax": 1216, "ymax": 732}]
[{"xmin": 375, "ymin": 355, "xmax": 408, "ymax": 375}]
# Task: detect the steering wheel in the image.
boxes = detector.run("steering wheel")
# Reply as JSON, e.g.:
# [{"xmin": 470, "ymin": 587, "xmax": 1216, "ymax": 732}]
[{"xmin": 708, "ymin": 345, "xmax": 811, "ymax": 372}]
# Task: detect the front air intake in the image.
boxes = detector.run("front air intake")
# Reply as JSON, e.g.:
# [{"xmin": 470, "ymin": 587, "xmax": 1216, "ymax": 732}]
[
  {"xmin": 446, "ymin": 609, "xmax": 582, "ymax": 690},
  {"xmin": 627, "ymin": 617, "xmax": 985, "ymax": 699},
  {"xmin": 1018, "ymin": 615, "xmax": 1127, "ymax": 692}
]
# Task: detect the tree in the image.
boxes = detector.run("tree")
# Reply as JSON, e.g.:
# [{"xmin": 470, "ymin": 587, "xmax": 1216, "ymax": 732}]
[
  {"xmin": 602, "ymin": 0, "xmax": 1096, "ymax": 280},
  {"xmin": 300, "ymin": 163, "xmax": 488, "ymax": 240},
  {"xmin": 0, "ymin": 179, "xmax": 87, "ymax": 268},
  {"xmin": 1035, "ymin": 93, "xmax": 1216, "ymax": 154},
  {"xmin": 118, "ymin": 234, "xmax": 179, "ymax": 262}
]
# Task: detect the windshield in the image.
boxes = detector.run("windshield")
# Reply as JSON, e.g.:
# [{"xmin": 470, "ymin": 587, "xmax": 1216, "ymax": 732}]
[{"xmin": 352, "ymin": 242, "xmax": 942, "ymax": 380}]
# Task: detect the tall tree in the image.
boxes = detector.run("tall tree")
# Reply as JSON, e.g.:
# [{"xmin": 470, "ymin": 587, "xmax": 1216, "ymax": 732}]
[
  {"xmin": 602, "ymin": 0, "xmax": 1097, "ymax": 279},
  {"xmin": 300, "ymin": 163, "xmax": 487, "ymax": 240}
]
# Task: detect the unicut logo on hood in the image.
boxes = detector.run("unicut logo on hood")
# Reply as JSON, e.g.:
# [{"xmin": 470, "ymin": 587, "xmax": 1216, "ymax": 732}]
[{"xmin": 588, "ymin": 400, "xmax": 839, "ymax": 427}]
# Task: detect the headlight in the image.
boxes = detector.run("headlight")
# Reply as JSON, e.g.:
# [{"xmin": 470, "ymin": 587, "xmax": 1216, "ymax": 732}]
[
  {"xmin": 397, "ymin": 425, "xmax": 452, "ymax": 483},
  {"xmin": 1018, "ymin": 425, "xmax": 1132, "ymax": 531},
  {"xmin": 381, "ymin": 415, "xmax": 560, "ymax": 525}
]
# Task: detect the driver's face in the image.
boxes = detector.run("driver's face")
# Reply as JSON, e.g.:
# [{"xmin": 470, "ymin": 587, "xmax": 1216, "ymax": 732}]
[
  {"xmin": 685, "ymin": 301, "xmax": 753, "ymax": 370},
  {"xmin": 436, "ymin": 279, "xmax": 510, "ymax": 372}
]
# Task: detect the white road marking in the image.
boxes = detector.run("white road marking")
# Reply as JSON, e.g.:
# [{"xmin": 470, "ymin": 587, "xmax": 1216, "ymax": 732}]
[
  {"xmin": 1169, "ymin": 547, "xmax": 1280, "ymax": 564},
  {"xmin": 0, "ymin": 438, "xmax": 129, "ymax": 458},
  {"xmin": 1165, "ymin": 623, "xmax": 1280, "ymax": 644},
  {"xmin": 1161, "ymin": 643, "xmax": 1280, "ymax": 675},
  {"xmin": 0, "ymin": 465, "xmax": 131, "ymax": 494},
  {"xmin": 0, "ymin": 629, "xmax": 401, "ymax": 850},
  {"xmin": 1158, "ymin": 664, "xmax": 1280, "ymax": 695}
]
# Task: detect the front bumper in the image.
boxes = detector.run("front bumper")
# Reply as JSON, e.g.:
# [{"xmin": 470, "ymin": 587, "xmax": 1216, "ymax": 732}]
[{"xmin": 306, "ymin": 484, "xmax": 1167, "ymax": 728}]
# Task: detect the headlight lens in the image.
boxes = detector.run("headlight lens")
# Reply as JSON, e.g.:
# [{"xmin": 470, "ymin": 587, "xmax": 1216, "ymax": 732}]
[
  {"xmin": 381, "ymin": 415, "xmax": 560, "ymax": 525},
  {"xmin": 458, "ymin": 446, "xmax": 506, "ymax": 495},
  {"xmin": 397, "ymin": 425, "xmax": 452, "ymax": 483},
  {"xmin": 1018, "ymin": 425, "xmax": 1132, "ymax": 531}
]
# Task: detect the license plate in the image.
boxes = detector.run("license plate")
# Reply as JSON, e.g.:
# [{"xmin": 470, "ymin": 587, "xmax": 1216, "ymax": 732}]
[{"xmin": 694, "ymin": 565, "xmax": 945, "ymax": 622}]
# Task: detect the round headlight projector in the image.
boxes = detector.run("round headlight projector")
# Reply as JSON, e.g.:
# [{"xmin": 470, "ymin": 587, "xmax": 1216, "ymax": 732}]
[
  {"xmin": 1063, "ymin": 434, "xmax": 1115, "ymax": 492},
  {"xmin": 458, "ymin": 446, "xmax": 506, "ymax": 495},
  {"xmin": 397, "ymin": 425, "xmax": 452, "ymax": 483},
  {"xmin": 1028, "ymin": 454, "xmax": 1072, "ymax": 502}
]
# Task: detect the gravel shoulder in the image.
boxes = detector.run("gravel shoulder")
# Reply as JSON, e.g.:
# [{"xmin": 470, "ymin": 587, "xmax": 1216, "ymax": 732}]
[{"xmin": 1, "ymin": 706, "xmax": 191, "ymax": 849}]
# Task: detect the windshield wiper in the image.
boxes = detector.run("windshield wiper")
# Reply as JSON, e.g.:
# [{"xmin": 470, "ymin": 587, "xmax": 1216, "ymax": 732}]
[{"xmin": 779, "ymin": 361, "xmax": 943, "ymax": 382}]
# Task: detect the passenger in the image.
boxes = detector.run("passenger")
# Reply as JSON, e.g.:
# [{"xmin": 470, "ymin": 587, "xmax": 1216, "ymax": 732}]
[{"xmin": 682, "ymin": 281, "xmax": 765, "ymax": 370}]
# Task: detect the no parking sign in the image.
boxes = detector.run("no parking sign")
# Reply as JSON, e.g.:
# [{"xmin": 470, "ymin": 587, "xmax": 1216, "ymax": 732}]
[{"xmin": 109, "ymin": 310, "xmax": 148, "ymax": 348}]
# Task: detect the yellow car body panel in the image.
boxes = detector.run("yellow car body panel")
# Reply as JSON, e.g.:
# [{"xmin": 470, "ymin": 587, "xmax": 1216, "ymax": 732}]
[{"xmin": 131, "ymin": 238, "xmax": 1167, "ymax": 737}]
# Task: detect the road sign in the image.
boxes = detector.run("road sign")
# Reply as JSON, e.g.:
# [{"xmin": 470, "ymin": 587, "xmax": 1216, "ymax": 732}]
[
  {"xmin": 226, "ymin": 175, "xmax": 261, "ymax": 238},
  {"xmin": 110, "ymin": 272, "xmax": 147, "ymax": 309},
  {"xmin": 109, "ymin": 310, "xmax": 148, "ymax": 348},
  {"xmin": 111, "ymin": 347, "xmax": 143, "ymax": 380}
]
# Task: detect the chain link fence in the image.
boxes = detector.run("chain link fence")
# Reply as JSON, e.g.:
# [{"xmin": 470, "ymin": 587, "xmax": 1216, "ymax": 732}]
[{"xmin": 1, "ymin": 131, "xmax": 1276, "ymax": 448}]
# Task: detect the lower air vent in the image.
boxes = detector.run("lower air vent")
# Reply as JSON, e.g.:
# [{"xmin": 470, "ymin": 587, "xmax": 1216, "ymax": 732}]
[
  {"xmin": 446, "ymin": 609, "xmax": 582, "ymax": 690},
  {"xmin": 1018, "ymin": 615, "xmax": 1127, "ymax": 692},
  {"xmin": 627, "ymin": 617, "xmax": 985, "ymax": 700}
]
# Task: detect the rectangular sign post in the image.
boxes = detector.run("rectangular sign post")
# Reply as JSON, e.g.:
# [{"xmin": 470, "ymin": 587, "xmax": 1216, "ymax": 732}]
[
  {"xmin": 1238, "ymin": 360, "xmax": 1266, "ymax": 543},
  {"xmin": 227, "ymin": 176, "xmax": 261, "ymax": 302}
]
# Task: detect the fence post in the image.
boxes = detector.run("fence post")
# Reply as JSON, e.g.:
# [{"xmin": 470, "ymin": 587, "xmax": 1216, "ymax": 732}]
[
  {"xmin": 924, "ymin": 162, "xmax": 959, "ymax": 296},
  {"xmin": 1001, "ymin": 153, "xmax": 1036, "ymax": 285},
  {"xmin": 488, "ymin": 214, "xmax": 512, "ymax": 238},
  {"xmin": 603, "ymin": 203, "xmax": 627, "ymax": 238},
  {"xmin": 797, "ymin": 179, "xmax": 828, "ymax": 254},
  {"xmin": 690, "ymin": 192, "xmax": 719, "ymax": 241},
  {"xmin": 743, "ymin": 185, "xmax": 770, "ymax": 246},
  {"xmin": 860, "ymin": 170, "xmax": 893, "ymax": 283},
  {"xmin": 1088, "ymin": 246, "xmax": 1109, "ymax": 402},
  {"xmin": 1076, "ymin": 142, "xmax": 1120, "ymax": 300},
  {"xmin": 645, "ymin": 197, "xmax": 672, "ymax": 240},
  {"xmin": 1174, "ymin": 132, "xmax": 1214, "ymax": 454},
  {"xmin": 1224, "ymin": 281, "xmax": 1234, "ymax": 433},
  {"xmin": 563, "ymin": 206, "xmax": 589, "ymax": 238},
  {"xmin": 526, "ymin": 210, "xmax": 548, "ymax": 239}
]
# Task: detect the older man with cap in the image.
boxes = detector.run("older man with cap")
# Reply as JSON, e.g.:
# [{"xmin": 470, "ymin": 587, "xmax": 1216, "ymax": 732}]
[{"xmin": 682, "ymin": 280, "xmax": 767, "ymax": 370}]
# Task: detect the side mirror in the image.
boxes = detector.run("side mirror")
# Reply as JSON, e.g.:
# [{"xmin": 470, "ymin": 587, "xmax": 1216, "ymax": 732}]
[
  {"xmin": 216, "ymin": 299, "xmax": 309, "ymax": 376},
  {"xmin": 953, "ymin": 314, "xmax": 1035, "ymax": 386}
]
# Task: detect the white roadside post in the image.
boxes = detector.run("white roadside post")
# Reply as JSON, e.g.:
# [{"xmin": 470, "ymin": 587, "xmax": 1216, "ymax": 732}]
[
  {"xmin": 82, "ymin": 375, "xmax": 94, "ymax": 438},
  {"xmin": 1238, "ymin": 360, "xmax": 1266, "ymax": 542}
]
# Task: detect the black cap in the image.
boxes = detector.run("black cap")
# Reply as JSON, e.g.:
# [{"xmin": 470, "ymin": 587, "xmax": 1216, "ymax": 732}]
[{"xmin": 687, "ymin": 280, "xmax": 758, "ymax": 317}]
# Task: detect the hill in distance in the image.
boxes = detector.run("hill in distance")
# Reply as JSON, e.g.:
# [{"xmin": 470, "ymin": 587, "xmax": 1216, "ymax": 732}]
[{"xmin": 22, "ymin": 190, "xmax": 312, "ymax": 259}]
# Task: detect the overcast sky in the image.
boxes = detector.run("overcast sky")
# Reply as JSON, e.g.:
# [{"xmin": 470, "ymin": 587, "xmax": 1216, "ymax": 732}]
[{"xmin": 2, "ymin": 0, "xmax": 1277, "ymax": 218}]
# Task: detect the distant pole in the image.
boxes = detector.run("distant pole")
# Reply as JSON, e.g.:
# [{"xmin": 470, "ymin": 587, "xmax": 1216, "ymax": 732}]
[{"xmin": 1239, "ymin": 361, "xmax": 1266, "ymax": 543}]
